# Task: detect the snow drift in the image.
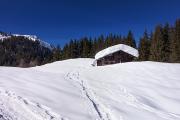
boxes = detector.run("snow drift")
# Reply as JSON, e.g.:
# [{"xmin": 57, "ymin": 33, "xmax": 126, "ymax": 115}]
[{"xmin": 0, "ymin": 59, "xmax": 180, "ymax": 120}]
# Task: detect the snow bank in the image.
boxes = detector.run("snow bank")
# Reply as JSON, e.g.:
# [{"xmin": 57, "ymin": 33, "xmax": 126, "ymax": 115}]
[{"xmin": 95, "ymin": 44, "xmax": 139, "ymax": 60}]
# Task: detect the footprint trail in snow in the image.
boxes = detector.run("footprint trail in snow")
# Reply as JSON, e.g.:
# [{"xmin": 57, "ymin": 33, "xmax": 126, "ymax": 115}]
[{"xmin": 66, "ymin": 70, "xmax": 120, "ymax": 120}]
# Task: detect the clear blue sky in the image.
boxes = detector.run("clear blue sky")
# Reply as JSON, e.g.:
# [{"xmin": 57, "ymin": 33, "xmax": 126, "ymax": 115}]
[{"xmin": 0, "ymin": 0, "xmax": 180, "ymax": 46}]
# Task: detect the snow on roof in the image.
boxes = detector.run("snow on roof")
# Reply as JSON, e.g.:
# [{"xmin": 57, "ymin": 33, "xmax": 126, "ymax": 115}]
[{"xmin": 95, "ymin": 44, "xmax": 139, "ymax": 60}]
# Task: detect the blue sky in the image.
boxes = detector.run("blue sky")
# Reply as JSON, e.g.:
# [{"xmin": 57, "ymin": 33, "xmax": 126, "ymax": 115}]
[{"xmin": 0, "ymin": 0, "xmax": 180, "ymax": 46}]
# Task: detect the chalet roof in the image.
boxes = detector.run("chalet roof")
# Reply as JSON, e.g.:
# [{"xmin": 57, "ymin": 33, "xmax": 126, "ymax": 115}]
[{"xmin": 95, "ymin": 44, "xmax": 139, "ymax": 60}]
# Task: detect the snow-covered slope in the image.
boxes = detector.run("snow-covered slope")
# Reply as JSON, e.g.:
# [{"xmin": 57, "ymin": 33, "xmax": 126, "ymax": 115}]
[
  {"xmin": 0, "ymin": 59, "xmax": 180, "ymax": 120},
  {"xmin": 0, "ymin": 33, "xmax": 52, "ymax": 50}
]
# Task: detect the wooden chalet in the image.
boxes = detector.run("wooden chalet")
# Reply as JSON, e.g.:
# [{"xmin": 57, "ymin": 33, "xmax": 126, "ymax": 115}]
[{"xmin": 94, "ymin": 44, "xmax": 139, "ymax": 66}]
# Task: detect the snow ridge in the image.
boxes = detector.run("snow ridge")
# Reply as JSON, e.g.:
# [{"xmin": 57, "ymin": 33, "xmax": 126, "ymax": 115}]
[
  {"xmin": 0, "ymin": 33, "xmax": 52, "ymax": 50},
  {"xmin": 65, "ymin": 70, "xmax": 120, "ymax": 120},
  {"xmin": 13, "ymin": 34, "xmax": 53, "ymax": 50}
]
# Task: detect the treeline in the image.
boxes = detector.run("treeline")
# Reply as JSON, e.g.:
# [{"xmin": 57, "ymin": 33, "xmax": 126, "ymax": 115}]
[
  {"xmin": 139, "ymin": 19, "xmax": 180, "ymax": 62},
  {"xmin": 58, "ymin": 31, "xmax": 136, "ymax": 59},
  {"xmin": 54, "ymin": 19, "xmax": 180, "ymax": 63}
]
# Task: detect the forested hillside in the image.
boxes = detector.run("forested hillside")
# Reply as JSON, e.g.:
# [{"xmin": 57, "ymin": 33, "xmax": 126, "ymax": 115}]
[{"xmin": 0, "ymin": 35, "xmax": 53, "ymax": 67}]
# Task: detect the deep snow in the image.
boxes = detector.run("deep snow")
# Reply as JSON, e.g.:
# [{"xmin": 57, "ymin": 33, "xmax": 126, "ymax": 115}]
[{"xmin": 0, "ymin": 59, "xmax": 180, "ymax": 120}]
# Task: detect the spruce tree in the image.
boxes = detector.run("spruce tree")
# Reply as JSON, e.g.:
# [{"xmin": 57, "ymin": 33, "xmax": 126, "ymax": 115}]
[
  {"xmin": 97, "ymin": 35, "xmax": 105, "ymax": 51},
  {"xmin": 82, "ymin": 37, "xmax": 89, "ymax": 57},
  {"xmin": 138, "ymin": 30, "xmax": 150, "ymax": 61},
  {"xmin": 62, "ymin": 44, "xmax": 69, "ymax": 59},
  {"xmin": 125, "ymin": 31, "xmax": 136, "ymax": 48},
  {"xmin": 170, "ymin": 19, "xmax": 180, "ymax": 62},
  {"xmin": 162, "ymin": 23, "xmax": 171, "ymax": 62},
  {"xmin": 52, "ymin": 45, "xmax": 62, "ymax": 61},
  {"xmin": 114, "ymin": 35, "xmax": 122, "ymax": 45},
  {"xmin": 149, "ymin": 25, "xmax": 164, "ymax": 61}
]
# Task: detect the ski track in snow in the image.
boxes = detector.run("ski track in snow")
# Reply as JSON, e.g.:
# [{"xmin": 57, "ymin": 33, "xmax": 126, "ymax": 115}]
[
  {"xmin": 65, "ymin": 69, "xmax": 120, "ymax": 120},
  {"xmin": 0, "ymin": 89, "xmax": 68, "ymax": 120}
]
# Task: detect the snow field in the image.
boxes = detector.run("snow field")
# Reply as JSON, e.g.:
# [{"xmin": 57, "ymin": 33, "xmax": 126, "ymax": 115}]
[{"xmin": 0, "ymin": 59, "xmax": 180, "ymax": 120}]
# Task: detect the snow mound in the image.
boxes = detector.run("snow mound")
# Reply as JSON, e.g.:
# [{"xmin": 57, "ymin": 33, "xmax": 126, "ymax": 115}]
[
  {"xmin": 0, "ymin": 88, "xmax": 66, "ymax": 120},
  {"xmin": 95, "ymin": 44, "xmax": 139, "ymax": 60}
]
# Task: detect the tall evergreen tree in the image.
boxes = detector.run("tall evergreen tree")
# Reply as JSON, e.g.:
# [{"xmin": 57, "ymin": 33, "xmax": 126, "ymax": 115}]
[
  {"xmin": 161, "ymin": 23, "xmax": 171, "ymax": 62},
  {"xmin": 149, "ymin": 25, "xmax": 164, "ymax": 61},
  {"xmin": 97, "ymin": 35, "xmax": 105, "ymax": 51},
  {"xmin": 52, "ymin": 45, "xmax": 62, "ymax": 61},
  {"xmin": 138, "ymin": 30, "xmax": 150, "ymax": 61},
  {"xmin": 170, "ymin": 19, "xmax": 180, "ymax": 62},
  {"xmin": 125, "ymin": 31, "xmax": 136, "ymax": 48},
  {"xmin": 114, "ymin": 35, "xmax": 122, "ymax": 45},
  {"xmin": 62, "ymin": 44, "xmax": 69, "ymax": 59},
  {"xmin": 92, "ymin": 38, "xmax": 98, "ymax": 54},
  {"xmin": 104, "ymin": 33, "xmax": 114, "ymax": 48},
  {"xmin": 82, "ymin": 37, "xmax": 89, "ymax": 57}
]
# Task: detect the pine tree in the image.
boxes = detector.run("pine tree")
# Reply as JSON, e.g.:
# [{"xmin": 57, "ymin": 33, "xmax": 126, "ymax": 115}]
[
  {"xmin": 161, "ymin": 23, "xmax": 171, "ymax": 62},
  {"xmin": 138, "ymin": 30, "xmax": 150, "ymax": 61},
  {"xmin": 88, "ymin": 38, "xmax": 94, "ymax": 57},
  {"xmin": 149, "ymin": 25, "xmax": 164, "ymax": 61},
  {"xmin": 52, "ymin": 45, "xmax": 62, "ymax": 61},
  {"xmin": 92, "ymin": 38, "xmax": 98, "ymax": 55},
  {"xmin": 125, "ymin": 31, "xmax": 136, "ymax": 48},
  {"xmin": 114, "ymin": 35, "xmax": 122, "ymax": 45},
  {"xmin": 82, "ymin": 37, "xmax": 89, "ymax": 58},
  {"xmin": 62, "ymin": 44, "xmax": 69, "ymax": 59},
  {"xmin": 104, "ymin": 33, "xmax": 114, "ymax": 48},
  {"xmin": 97, "ymin": 35, "xmax": 104, "ymax": 51},
  {"xmin": 170, "ymin": 19, "xmax": 180, "ymax": 62}
]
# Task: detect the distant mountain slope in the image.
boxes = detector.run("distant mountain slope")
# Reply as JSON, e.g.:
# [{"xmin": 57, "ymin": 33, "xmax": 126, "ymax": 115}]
[
  {"xmin": 0, "ymin": 32, "xmax": 53, "ymax": 50},
  {"xmin": 0, "ymin": 59, "xmax": 180, "ymax": 120},
  {"xmin": 0, "ymin": 32, "xmax": 54, "ymax": 67}
]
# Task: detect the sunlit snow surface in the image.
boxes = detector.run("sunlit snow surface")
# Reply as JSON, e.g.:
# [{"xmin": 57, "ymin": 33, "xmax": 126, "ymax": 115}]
[{"xmin": 0, "ymin": 59, "xmax": 180, "ymax": 120}]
